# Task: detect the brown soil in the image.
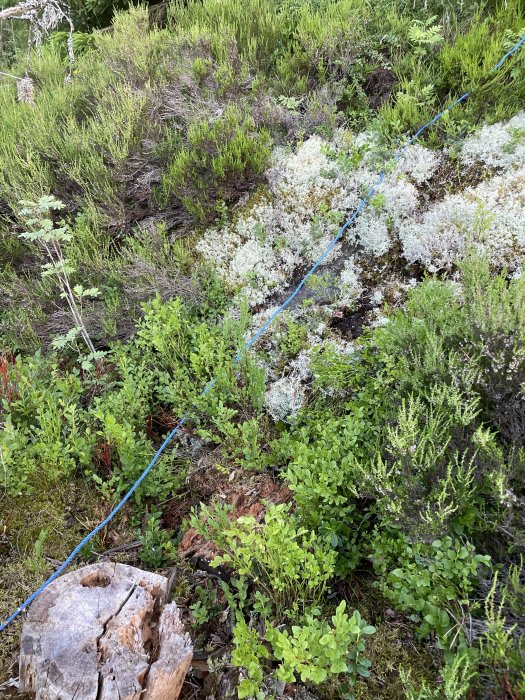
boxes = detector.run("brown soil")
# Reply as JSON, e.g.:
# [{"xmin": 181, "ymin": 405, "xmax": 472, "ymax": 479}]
[{"xmin": 176, "ymin": 471, "xmax": 292, "ymax": 564}]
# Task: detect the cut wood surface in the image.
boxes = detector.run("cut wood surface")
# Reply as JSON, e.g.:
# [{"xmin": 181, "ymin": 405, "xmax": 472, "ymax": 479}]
[{"xmin": 19, "ymin": 562, "xmax": 193, "ymax": 700}]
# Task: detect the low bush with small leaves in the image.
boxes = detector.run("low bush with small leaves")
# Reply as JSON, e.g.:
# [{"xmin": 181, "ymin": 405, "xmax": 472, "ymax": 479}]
[{"xmin": 190, "ymin": 502, "xmax": 336, "ymax": 617}]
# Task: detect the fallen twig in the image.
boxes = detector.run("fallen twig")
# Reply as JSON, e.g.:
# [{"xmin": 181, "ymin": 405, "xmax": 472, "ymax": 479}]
[{"xmin": 93, "ymin": 540, "xmax": 141, "ymax": 558}]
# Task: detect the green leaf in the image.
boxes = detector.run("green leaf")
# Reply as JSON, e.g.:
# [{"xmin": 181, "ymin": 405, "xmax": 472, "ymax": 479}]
[
  {"xmin": 82, "ymin": 287, "xmax": 101, "ymax": 298},
  {"xmin": 237, "ymin": 679, "xmax": 257, "ymax": 699}
]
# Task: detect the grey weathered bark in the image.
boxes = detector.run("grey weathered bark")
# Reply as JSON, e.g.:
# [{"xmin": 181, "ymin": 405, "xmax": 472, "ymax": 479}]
[
  {"xmin": 19, "ymin": 562, "xmax": 193, "ymax": 700},
  {"xmin": 0, "ymin": 2, "xmax": 39, "ymax": 21}
]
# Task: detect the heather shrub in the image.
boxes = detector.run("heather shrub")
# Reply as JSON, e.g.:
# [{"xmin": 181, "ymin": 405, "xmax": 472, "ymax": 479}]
[
  {"xmin": 375, "ymin": 0, "xmax": 525, "ymax": 140},
  {"xmin": 93, "ymin": 6, "xmax": 173, "ymax": 87},
  {"xmin": 160, "ymin": 105, "xmax": 272, "ymax": 220},
  {"xmin": 373, "ymin": 256, "xmax": 525, "ymax": 444},
  {"xmin": 439, "ymin": 0, "xmax": 525, "ymax": 123},
  {"xmin": 270, "ymin": 256, "xmax": 524, "ymax": 581},
  {"xmin": 460, "ymin": 255, "xmax": 525, "ymax": 444},
  {"xmin": 0, "ymin": 41, "xmax": 149, "ymax": 219},
  {"xmin": 400, "ymin": 651, "xmax": 477, "ymax": 700},
  {"xmin": 274, "ymin": 0, "xmax": 370, "ymax": 93},
  {"xmin": 68, "ymin": 0, "xmax": 151, "ymax": 30},
  {"xmin": 361, "ymin": 387, "xmax": 508, "ymax": 539},
  {"xmin": 168, "ymin": 0, "xmax": 286, "ymax": 68}
]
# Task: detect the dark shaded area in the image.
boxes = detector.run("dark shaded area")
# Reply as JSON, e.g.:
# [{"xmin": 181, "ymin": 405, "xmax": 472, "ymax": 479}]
[
  {"xmin": 364, "ymin": 67, "xmax": 397, "ymax": 109},
  {"xmin": 328, "ymin": 297, "xmax": 374, "ymax": 338}
]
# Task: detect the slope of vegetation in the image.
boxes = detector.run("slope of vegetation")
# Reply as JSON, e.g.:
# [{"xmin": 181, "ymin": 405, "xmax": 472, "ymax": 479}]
[{"xmin": 0, "ymin": 0, "xmax": 524, "ymax": 698}]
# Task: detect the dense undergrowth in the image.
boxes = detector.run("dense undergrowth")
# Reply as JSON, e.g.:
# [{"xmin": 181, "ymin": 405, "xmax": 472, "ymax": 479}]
[{"xmin": 1, "ymin": 0, "xmax": 525, "ymax": 698}]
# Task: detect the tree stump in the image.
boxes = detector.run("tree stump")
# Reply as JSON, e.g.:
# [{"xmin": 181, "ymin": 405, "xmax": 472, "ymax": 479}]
[{"xmin": 19, "ymin": 562, "xmax": 193, "ymax": 700}]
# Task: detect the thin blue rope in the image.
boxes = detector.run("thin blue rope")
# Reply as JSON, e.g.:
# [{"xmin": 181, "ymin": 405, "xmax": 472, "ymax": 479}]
[{"xmin": 1, "ymin": 32, "xmax": 524, "ymax": 634}]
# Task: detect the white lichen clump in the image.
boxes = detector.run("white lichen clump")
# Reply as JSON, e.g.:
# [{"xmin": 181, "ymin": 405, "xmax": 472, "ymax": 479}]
[
  {"xmin": 400, "ymin": 115, "xmax": 525, "ymax": 272},
  {"xmin": 460, "ymin": 112, "xmax": 525, "ymax": 170},
  {"xmin": 197, "ymin": 136, "xmax": 437, "ymax": 303},
  {"xmin": 352, "ymin": 176, "xmax": 420, "ymax": 256},
  {"xmin": 264, "ymin": 350, "xmax": 311, "ymax": 421},
  {"xmin": 198, "ymin": 114, "xmax": 525, "ymax": 304},
  {"xmin": 399, "ymin": 167, "xmax": 525, "ymax": 272},
  {"xmin": 394, "ymin": 143, "xmax": 442, "ymax": 184},
  {"xmin": 197, "ymin": 136, "xmax": 348, "ymax": 305},
  {"xmin": 338, "ymin": 257, "xmax": 363, "ymax": 306}
]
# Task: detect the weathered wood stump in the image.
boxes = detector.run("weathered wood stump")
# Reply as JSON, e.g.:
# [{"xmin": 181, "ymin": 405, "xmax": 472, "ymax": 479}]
[{"xmin": 19, "ymin": 562, "xmax": 193, "ymax": 700}]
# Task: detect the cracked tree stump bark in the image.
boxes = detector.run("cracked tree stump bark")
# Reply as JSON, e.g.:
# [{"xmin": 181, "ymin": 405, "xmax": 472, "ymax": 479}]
[{"xmin": 18, "ymin": 562, "xmax": 193, "ymax": 700}]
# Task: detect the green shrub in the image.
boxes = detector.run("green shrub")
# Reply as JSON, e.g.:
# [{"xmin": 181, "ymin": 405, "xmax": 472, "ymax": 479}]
[
  {"xmin": 137, "ymin": 509, "xmax": 177, "ymax": 568},
  {"xmin": 190, "ymin": 502, "xmax": 336, "ymax": 617},
  {"xmin": 267, "ymin": 601, "xmax": 375, "ymax": 687},
  {"xmin": 230, "ymin": 601, "xmax": 375, "ymax": 699},
  {"xmin": 160, "ymin": 105, "xmax": 271, "ymax": 220},
  {"xmin": 230, "ymin": 617, "xmax": 271, "ymax": 699},
  {"xmin": 439, "ymin": 0, "xmax": 525, "ymax": 123},
  {"xmin": 275, "ymin": 410, "xmax": 374, "ymax": 572},
  {"xmin": 82, "ymin": 291, "xmax": 267, "ymax": 499},
  {"xmin": 272, "ymin": 339, "xmax": 397, "ymax": 571},
  {"xmin": 87, "ymin": 341, "xmax": 185, "ymax": 502},
  {"xmin": 189, "ymin": 581, "xmax": 221, "ymax": 626},
  {"xmin": 0, "ymin": 352, "xmax": 93, "ymax": 494},
  {"xmin": 133, "ymin": 294, "xmax": 265, "ymax": 421},
  {"xmin": 371, "ymin": 531, "xmax": 490, "ymax": 648},
  {"xmin": 277, "ymin": 313, "xmax": 309, "ymax": 359}
]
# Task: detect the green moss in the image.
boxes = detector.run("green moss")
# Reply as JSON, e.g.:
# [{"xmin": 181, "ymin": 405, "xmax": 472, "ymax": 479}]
[
  {"xmin": 354, "ymin": 624, "xmax": 441, "ymax": 700},
  {"xmin": 0, "ymin": 479, "xmax": 106, "ymax": 683}
]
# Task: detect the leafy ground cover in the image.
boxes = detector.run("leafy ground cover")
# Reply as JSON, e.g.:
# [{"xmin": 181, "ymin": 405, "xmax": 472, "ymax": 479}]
[{"xmin": 0, "ymin": 1, "xmax": 525, "ymax": 698}]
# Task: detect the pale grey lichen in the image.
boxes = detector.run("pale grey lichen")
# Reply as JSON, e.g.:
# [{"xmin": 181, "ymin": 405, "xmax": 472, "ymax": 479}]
[
  {"xmin": 197, "ymin": 134, "xmax": 425, "ymax": 303},
  {"xmin": 399, "ymin": 166, "xmax": 525, "ymax": 272},
  {"xmin": 393, "ymin": 144, "xmax": 442, "ymax": 184},
  {"xmin": 460, "ymin": 111, "xmax": 525, "ymax": 170},
  {"xmin": 264, "ymin": 350, "xmax": 311, "ymax": 421},
  {"xmin": 338, "ymin": 257, "xmax": 363, "ymax": 306},
  {"xmin": 198, "ymin": 115, "xmax": 525, "ymax": 309},
  {"xmin": 197, "ymin": 136, "xmax": 347, "ymax": 305},
  {"xmin": 371, "ymin": 289, "xmax": 384, "ymax": 306}
]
